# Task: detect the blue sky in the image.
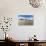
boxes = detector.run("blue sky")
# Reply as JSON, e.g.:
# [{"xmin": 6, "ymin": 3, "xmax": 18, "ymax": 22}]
[{"xmin": 18, "ymin": 15, "xmax": 33, "ymax": 20}]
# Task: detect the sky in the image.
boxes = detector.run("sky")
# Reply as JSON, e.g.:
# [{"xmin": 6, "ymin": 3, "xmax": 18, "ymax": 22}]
[{"xmin": 18, "ymin": 15, "xmax": 33, "ymax": 20}]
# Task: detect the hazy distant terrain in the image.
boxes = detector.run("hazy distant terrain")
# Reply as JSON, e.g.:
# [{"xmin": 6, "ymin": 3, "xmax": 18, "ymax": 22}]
[{"xmin": 18, "ymin": 19, "xmax": 33, "ymax": 25}]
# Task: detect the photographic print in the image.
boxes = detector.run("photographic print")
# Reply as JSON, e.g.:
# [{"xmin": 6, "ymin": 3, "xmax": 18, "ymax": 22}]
[{"xmin": 18, "ymin": 15, "xmax": 33, "ymax": 25}]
